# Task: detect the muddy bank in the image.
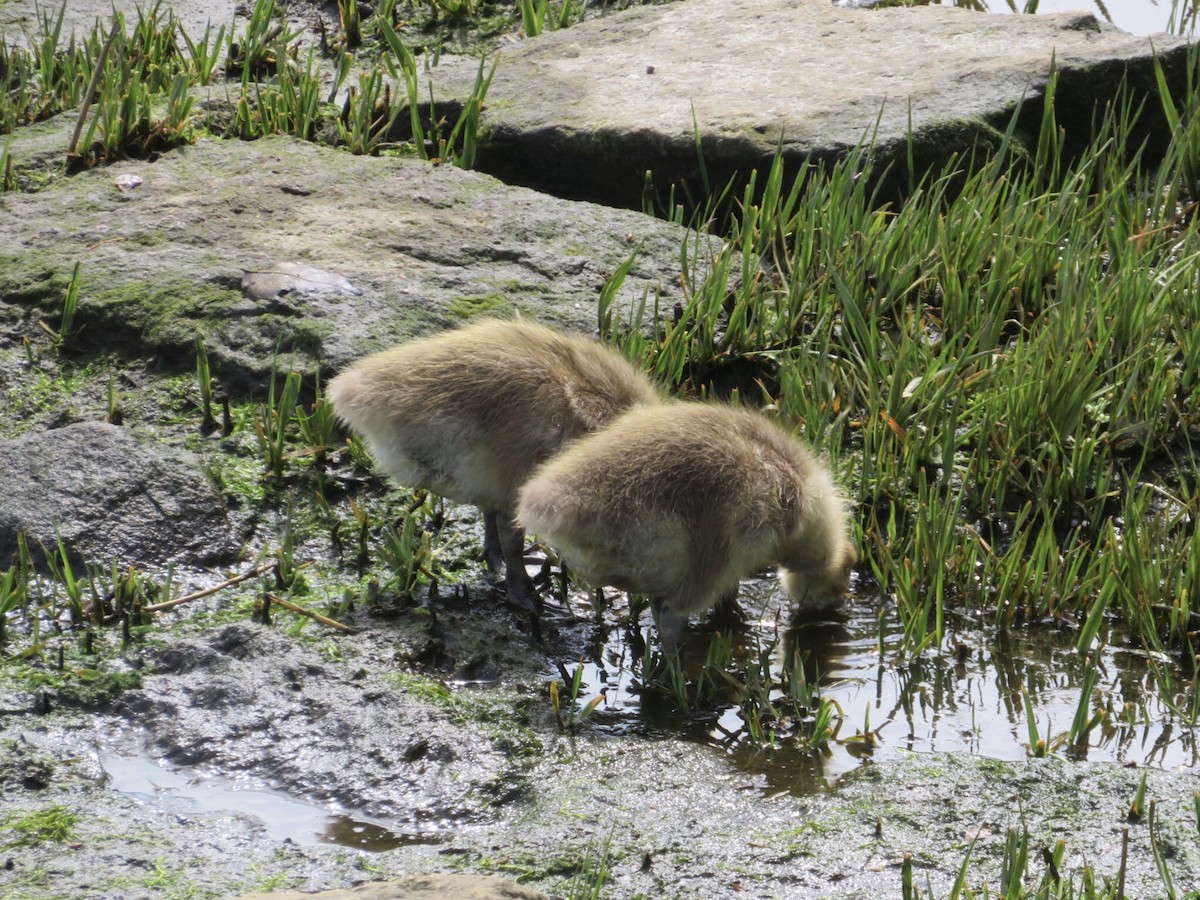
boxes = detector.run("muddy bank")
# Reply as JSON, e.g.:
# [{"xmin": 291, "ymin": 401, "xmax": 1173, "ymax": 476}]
[{"xmin": 5, "ymin": 609, "xmax": 1200, "ymax": 898}]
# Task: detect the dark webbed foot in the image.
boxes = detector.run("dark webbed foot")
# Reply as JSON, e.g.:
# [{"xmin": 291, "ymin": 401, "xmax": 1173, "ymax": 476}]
[
  {"xmin": 503, "ymin": 566, "xmax": 542, "ymax": 614},
  {"xmin": 709, "ymin": 589, "xmax": 746, "ymax": 628}
]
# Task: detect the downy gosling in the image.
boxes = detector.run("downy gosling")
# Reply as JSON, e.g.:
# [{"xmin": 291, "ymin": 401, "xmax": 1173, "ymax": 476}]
[
  {"xmin": 327, "ymin": 318, "xmax": 662, "ymax": 611},
  {"xmin": 516, "ymin": 402, "xmax": 856, "ymax": 647}
]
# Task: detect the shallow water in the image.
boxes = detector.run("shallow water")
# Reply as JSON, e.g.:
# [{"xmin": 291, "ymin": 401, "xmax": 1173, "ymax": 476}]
[
  {"xmin": 94, "ymin": 570, "xmax": 1198, "ymax": 854},
  {"xmin": 100, "ymin": 751, "xmax": 441, "ymax": 851},
  {"xmin": 563, "ymin": 578, "xmax": 1199, "ymax": 794},
  {"xmin": 978, "ymin": 0, "xmax": 1185, "ymax": 36}
]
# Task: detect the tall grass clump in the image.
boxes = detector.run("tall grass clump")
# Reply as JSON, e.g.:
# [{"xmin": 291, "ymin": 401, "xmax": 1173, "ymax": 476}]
[
  {"xmin": 2, "ymin": 0, "xmax": 495, "ymax": 170},
  {"xmin": 0, "ymin": 6, "xmax": 94, "ymax": 134},
  {"xmin": 216, "ymin": 0, "xmax": 495, "ymax": 166},
  {"xmin": 606, "ymin": 60, "xmax": 1200, "ymax": 669},
  {"xmin": 517, "ymin": 0, "xmax": 589, "ymax": 37}
]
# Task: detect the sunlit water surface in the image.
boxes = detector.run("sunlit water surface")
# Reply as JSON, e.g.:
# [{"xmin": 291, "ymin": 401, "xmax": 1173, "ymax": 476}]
[
  {"xmin": 962, "ymin": 0, "xmax": 1185, "ymax": 35},
  {"xmin": 100, "ymin": 752, "xmax": 433, "ymax": 851},
  {"xmin": 564, "ymin": 577, "xmax": 1199, "ymax": 794}
]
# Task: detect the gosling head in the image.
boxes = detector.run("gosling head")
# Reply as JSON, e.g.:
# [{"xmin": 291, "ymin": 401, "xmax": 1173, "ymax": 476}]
[{"xmin": 776, "ymin": 471, "xmax": 856, "ymax": 611}]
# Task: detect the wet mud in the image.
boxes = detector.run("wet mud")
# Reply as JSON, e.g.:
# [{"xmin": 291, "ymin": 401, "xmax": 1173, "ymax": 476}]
[{"xmin": 5, "ymin": 575, "xmax": 1200, "ymax": 898}]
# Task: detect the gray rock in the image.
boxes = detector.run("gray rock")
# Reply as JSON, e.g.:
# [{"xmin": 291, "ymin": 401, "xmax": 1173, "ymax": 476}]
[
  {"xmin": 234, "ymin": 875, "xmax": 548, "ymax": 899},
  {"xmin": 433, "ymin": 0, "xmax": 1191, "ymax": 205},
  {"xmin": 0, "ymin": 421, "xmax": 238, "ymax": 569},
  {"xmin": 241, "ymin": 263, "xmax": 364, "ymax": 301},
  {"xmin": 0, "ymin": 135, "xmax": 686, "ymax": 394}
]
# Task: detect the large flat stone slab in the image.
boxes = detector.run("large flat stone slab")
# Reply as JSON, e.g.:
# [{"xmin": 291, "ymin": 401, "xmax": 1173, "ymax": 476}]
[
  {"xmin": 0, "ymin": 135, "xmax": 687, "ymax": 393},
  {"xmin": 450, "ymin": 0, "xmax": 1192, "ymax": 204}
]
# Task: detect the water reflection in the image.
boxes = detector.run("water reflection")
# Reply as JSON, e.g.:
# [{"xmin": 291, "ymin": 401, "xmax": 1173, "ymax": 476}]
[
  {"xmin": 101, "ymin": 752, "xmax": 440, "ymax": 851},
  {"xmin": 566, "ymin": 580, "xmax": 1199, "ymax": 794}
]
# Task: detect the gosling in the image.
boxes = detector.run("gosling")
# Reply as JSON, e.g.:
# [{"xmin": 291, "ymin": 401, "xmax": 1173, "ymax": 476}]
[
  {"xmin": 516, "ymin": 403, "xmax": 856, "ymax": 647},
  {"xmin": 327, "ymin": 319, "xmax": 662, "ymax": 611}
]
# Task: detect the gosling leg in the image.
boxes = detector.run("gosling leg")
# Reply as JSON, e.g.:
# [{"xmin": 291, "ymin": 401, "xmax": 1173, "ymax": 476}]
[
  {"xmin": 481, "ymin": 510, "xmax": 506, "ymax": 574},
  {"xmin": 496, "ymin": 512, "xmax": 541, "ymax": 614},
  {"xmin": 650, "ymin": 599, "xmax": 689, "ymax": 656}
]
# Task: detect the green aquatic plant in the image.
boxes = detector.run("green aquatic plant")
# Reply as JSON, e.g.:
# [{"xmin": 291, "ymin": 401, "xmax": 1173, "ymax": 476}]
[
  {"xmin": 337, "ymin": 0, "xmax": 364, "ymax": 48},
  {"xmin": 905, "ymin": 821, "xmax": 1166, "ymax": 898},
  {"xmin": 63, "ymin": 10, "xmax": 200, "ymax": 169},
  {"xmin": 1148, "ymin": 800, "xmax": 1181, "ymax": 899},
  {"xmin": 226, "ymin": 0, "xmax": 301, "ymax": 80},
  {"xmin": 180, "ymin": 21, "xmax": 227, "ymax": 85},
  {"xmin": 374, "ymin": 496, "xmax": 440, "ymax": 599},
  {"xmin": 39, "ymin": 261, "xmax": 82, "ymax": 350},
  {"xmin": 274, "ymin": 514, "xmax": 303, "ymax": 593},
  {"xmin": 1, "ymin": 135, "xmax": 15, "ymax": 191},
  {"xmin": 549, "ymin": 661, "xmax": 603, "ymax": 733},
  {"xmin": 1067, "ymin": 654, "xmax": 1106, "ymax": 754},
  {"xmin": 273, "ymin": 49, "xmax": 324, "ymax": 143},
  {"xmin": 41, "ymin": 532, "xmax": 86, "ymax": 627},
  {"xmin": 1155, "ymin": 42, "xmax": 1200, "ymax": 199},
  {"xmin": 225, "ymin": 43, "xmax": 322, "ymax": 142},
  {"xmin": 562, "ymin": 829, "xmax": 614, "ymax": 900},
  {"xmin": 254, "ymin": 369, "xmax": 302, "ymax": 484},
  {"xmin": 604, "ymin": 61, "xmax": 1200, "ymax": 676},
  {"xmin": 293, "ymin": 375, "xmax": 339, "ymax": 473},
  {"xmin": 195, "ymin": 336, "xmax": 216, "ymax": 431},
  {"xmin": 1, "ymin": 5, "xmax": 93, "ymax": 133},
  {"xmin": 517, "ymin": 0, "xmax": 586, "ymax": 37},
  {"xmin": 1128, "ymin": 770, "xmax": 1149, "ymax": 822},
  {"xmin": 378, "ymin": 20, "xmax": 497, "ymax": 167},
  {"xmin": 1022, "ymin": 690, "xmax": 1050, "ymax": 758},
  {"xmin": 0, "ymin": 557, "xmax": 29, "ymax": 643},
  {"xmin": 338, "ymin": 66, "xmax": 405, "ymax": 155}
]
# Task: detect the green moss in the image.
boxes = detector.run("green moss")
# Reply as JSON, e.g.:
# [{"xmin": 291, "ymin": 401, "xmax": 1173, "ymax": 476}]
[
  {"xmin": 1, "ymin": 805, "xmax": 79, "ymax": 848},
  {"xmin": 0, "ymin": 254, "xmax": 65, "ymax": 305},
  {"xmin": 126, "ymin": 231, "xmax": 169, "ymax": 248},
  {"xmin": 54, "ymin": 668, "xmax": 143, "ymax": 707},
  {"xmin": 1, "ymin": 365, "xmax": 92, "ymax": 435},
  {"xmin": 389, "ymin": 674, "xmax": 545, "ymax": 758},
  {"xmin": 7, "ymin": 662, "xmax": 143, "ymax": 708},
  {"xmin": 974, "ymin": 757, "xmax": 1018, "ymax": 778},
  {"xmin": 448, "ymin": 292, "xmax": 512, "ymax": 319},
  {"xmin": 85, "ymin": 277, "xmax": 239, "ymax": 356},
  {"xmin": 465, "ymin": 844, "xmax": 602, "ymax": 884},
  {"xmin": 205, "ymin": 430, "xmax": 270, "ymax": 508},
  {"xmin": 392, "ymin": 672, "xmax": 455, "ymax": 704},
  {"xmin": 245, "ymin": 871, "xmax": 298, "ymax": 893}
]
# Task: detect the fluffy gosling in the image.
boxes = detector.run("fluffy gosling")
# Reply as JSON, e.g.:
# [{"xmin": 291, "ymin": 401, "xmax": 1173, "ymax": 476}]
[
  {"xmin": 327, "ymin": 318, "xmax": 662, "ymax": 611},
  {"xmin": 516, "ymin": 403, "xmax": 856, "ymax": 646}
]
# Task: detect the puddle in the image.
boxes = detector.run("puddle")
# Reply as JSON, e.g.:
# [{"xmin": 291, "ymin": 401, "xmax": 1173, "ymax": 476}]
[
  {"xmin": 556, "ymin": 579, "xmax": 1200, "ymax": 793},
  {"xmin": 100, "ymin": 752, "xmax": 442, "ymax": 851}
]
